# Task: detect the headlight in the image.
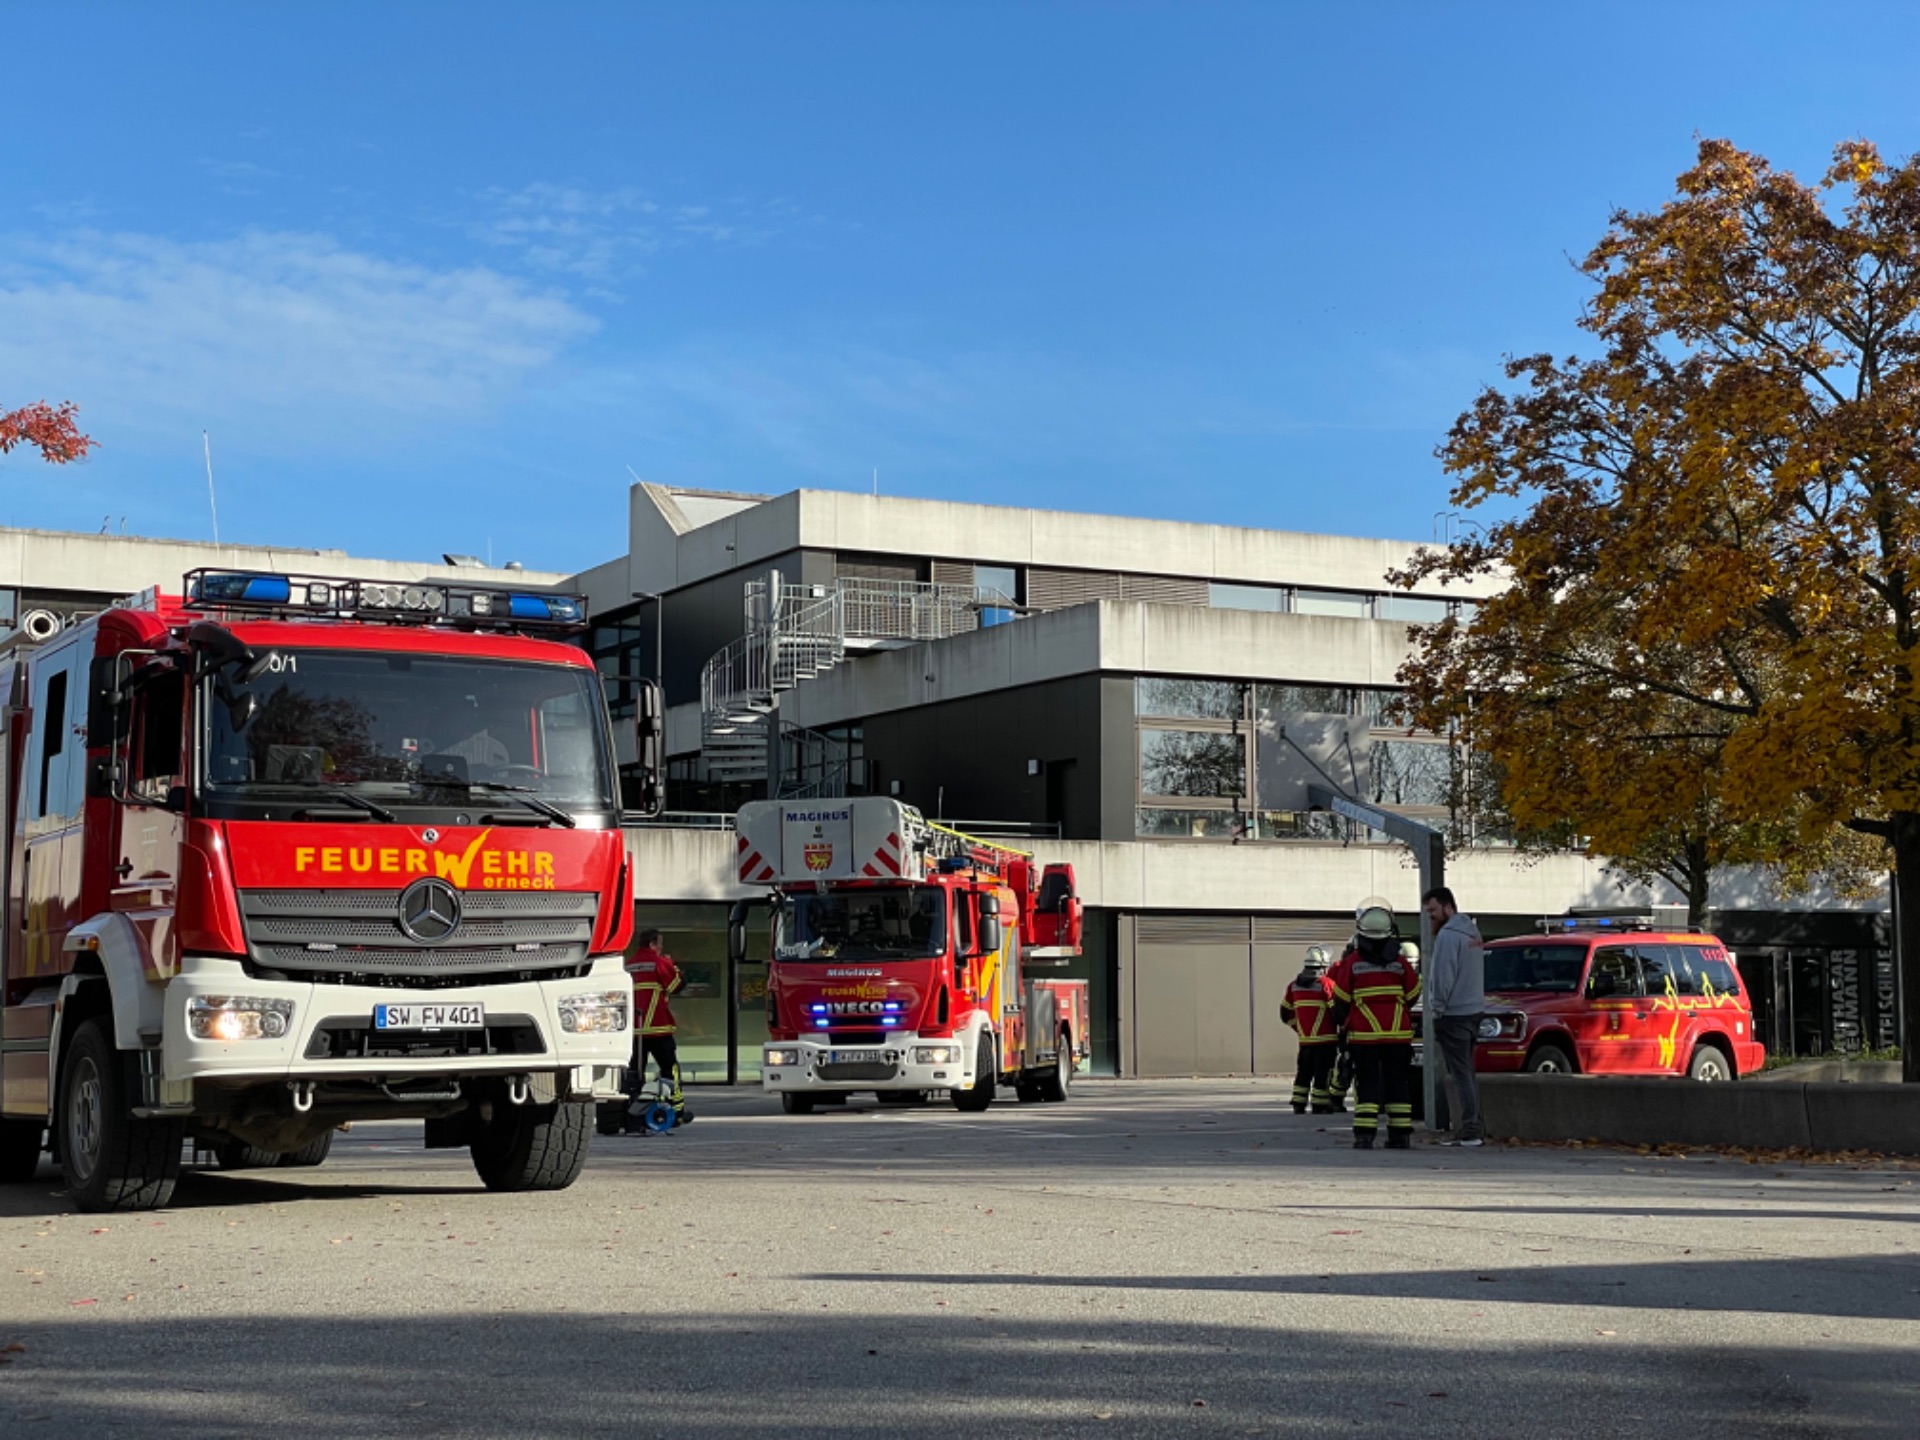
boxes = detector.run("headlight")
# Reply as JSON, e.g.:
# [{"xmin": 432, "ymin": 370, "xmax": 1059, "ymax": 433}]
[
  {"xmin": 558, "ymin": 990, "xmax": 629, "ymax": 1034},
  {"xmin": 188, "ymin": 996, "xmax": 294, "ymax": 1041},
  {"xmin": 913, "ymin": 1045, "xmax": 960, "ymax": 1064},
  {"xmin": 1478, "ymin": 1012, "xmax": 1526, "ymax": 1041},
  {"xmin": 765, "ymin": 1048, "xmax": 800, "ymax": 1067}
]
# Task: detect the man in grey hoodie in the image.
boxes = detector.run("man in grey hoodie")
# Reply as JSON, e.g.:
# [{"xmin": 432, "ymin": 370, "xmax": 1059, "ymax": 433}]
[{"xmin": 1423, "ymin": 887, "xmax": 1485, "ymax": 1146}]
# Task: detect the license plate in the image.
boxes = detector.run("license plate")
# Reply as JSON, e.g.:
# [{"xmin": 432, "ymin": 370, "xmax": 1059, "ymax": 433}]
[
  {"xmin": 374, "ymin": 1003, "xmax": 483, "ymax": 1031},
  {"xmin": 827, "ymin": 1049, "xmax": 878, "ymax": 1065}
]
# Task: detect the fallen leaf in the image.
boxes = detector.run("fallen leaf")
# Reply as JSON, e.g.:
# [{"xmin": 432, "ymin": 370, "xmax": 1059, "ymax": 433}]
[{"xmin": 70, "ymin": 1298, "xmax": 97, "ymax": 1307}]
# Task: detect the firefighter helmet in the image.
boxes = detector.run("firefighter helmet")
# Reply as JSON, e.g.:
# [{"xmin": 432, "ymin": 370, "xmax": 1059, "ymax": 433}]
[
  {"xmin": 1354, "ymin": 896, "xmax": 1396, "ymax": 940},
  {"xmin": 1398, "ymin": 941, "xmax": 1420, "ymax": 963},
  {"xmin": 1301, "ymin": 945, "xmax": 1331, "ymax": 977}
]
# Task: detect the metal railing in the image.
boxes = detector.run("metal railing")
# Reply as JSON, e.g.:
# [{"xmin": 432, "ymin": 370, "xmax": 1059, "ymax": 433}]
[{"xmin": 699, "ymin": 573, "xmax": 1017, "ymax": 763}]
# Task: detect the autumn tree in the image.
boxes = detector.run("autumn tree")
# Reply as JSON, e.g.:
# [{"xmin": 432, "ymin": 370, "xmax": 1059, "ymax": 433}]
[
  {"xmin": 1397, "ymin": 138, "xmax": 1920, "ymax": 1078},
  {"xmin": 0, "ymin": 400, "xmax": 95, "ymax": 465}
]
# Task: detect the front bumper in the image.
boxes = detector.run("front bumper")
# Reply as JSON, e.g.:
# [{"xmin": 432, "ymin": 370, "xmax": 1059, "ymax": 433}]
[
  {"xmin": 762, "ymin": 1035, "xmax": 972, "ymax": 1093},
  {"xmin": 159, "ymin": 953, "xmax": 632, "ymax": 1099}
]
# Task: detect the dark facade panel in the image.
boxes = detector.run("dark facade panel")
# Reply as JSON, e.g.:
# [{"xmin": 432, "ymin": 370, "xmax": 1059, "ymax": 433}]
[
  {"xmin": 859, "ymin": 674, "xmax": 1111, "ymax": 839},
  {"xmin": 661, "ymin": 548, "xmax": 833, "ymax": 709}
]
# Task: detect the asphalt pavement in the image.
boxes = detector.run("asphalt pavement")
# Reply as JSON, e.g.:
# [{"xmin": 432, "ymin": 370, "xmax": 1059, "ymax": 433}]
[{"xmin": 2, "ymin": 1078, "xmax": 1917, "ymax": 1439}]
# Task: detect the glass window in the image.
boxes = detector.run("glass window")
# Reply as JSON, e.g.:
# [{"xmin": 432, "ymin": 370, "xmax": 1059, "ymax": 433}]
[
  {"xmin": 1638, "ymin": 944, "xmax": 1693, "ymax": 998},
  {"xmin": 1257, "ymin": 684, "xmax": 1352, "ymax": 717},
  {"xmin": 1209, "ymin": 582, "xmax": 1285, "ymax": 613},
  {"xmin": 131, "ymin": 668, "xmax": 186, "ymax": 803},
  {"xmin": 1369, "ymin": 740, "xmax": 1451, "ymax": 809},
  {"xmin": 1685, "ymin": 948, "xmax": 1743, "ymax": 1001},
  {"xmin": 974, "ymin": 565, "xmax": 1018, "ymax": 605},
  {"xmin": 1375, "ymin": 594, "xmax": 1451, "ymax": 623},
  {"xmin": 1294, "ymin": 589, "xmax": 1370, "ymax": 619},
  {"xmin": 202, "ymin": 650, "xmax": 617, "ymax": 813},
  {"xmin": 1139, "ymin": 729, "xmax": 1246, "ymax": 799},
  {"xmin": 1586, "ymin": 946, "xmax": 1642, "ymax": 999},
  {"xmin": 1135, "ymin": 807, "xmax": 1246, "ymax": 839},
  {"xmin": 1484, "ymin": 944, "xmax": 1587, "ymax": 993},
  {"xmin": 36, "ymin": 667, "xmax": 69, "ymax": 819},
  {"xmin": 779, "ymin": 886, "xmax": 948, "ymax": 962},
  {"xmin": 1253, "ymin": 809, "xmax": 1348, "ymax": 841},
  {"xmin": 1136, "ymin": 678, "xmax": 1244, "ymax": 721}
]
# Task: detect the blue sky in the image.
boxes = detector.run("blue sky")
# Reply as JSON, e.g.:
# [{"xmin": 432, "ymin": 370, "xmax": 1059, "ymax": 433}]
[{"xmin": 4, "ymin": 2, "xmax": 1917, "ymax": 572}]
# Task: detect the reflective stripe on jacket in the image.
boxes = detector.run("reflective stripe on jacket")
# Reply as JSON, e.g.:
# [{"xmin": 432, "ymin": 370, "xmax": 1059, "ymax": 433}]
[
  {"xmin": 1327, "ymin": 947, "xmax": 1421, "ymax": 1044},
  {"xmin": 1281, "ymin": 977, "xmax": 1339, "ymax": 1045},
  {"xmin": 626, "ymin": 949, "xmax": 683, "ymax": 1035}
]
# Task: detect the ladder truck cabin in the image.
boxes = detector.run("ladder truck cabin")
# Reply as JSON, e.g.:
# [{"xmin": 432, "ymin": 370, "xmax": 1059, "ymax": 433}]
[
  {"xmin": 730, "ymin": 798, "xmax": 1089, "ymax": 1113},
  {"xmin": 0, "ymin": 569, "xmax": 665, "ymax": 1211}
]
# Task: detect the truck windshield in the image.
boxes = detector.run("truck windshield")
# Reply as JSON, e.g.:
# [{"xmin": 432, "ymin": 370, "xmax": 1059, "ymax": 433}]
[
  {"xmin": 777, "ymin": 887, "xmax": 947, "ymax": 962},
  {"xmin": 201, "ymin": 650, "xmax": 616, "ymax": 816},
  {"xmin": 1484, "ymin": 944, "xmax": 1588, "ymax": 993}
]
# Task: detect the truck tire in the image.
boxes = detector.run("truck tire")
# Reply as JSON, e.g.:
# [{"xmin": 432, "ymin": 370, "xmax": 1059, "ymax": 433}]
[
  {"xmin": 469, "ymin": 1096, "xmax": 592, "ymax": 1192},
  {"xmin": 280, "ymin": 1130, "xmax": 334, "ymax": 1167},
  {"xmin": 1523, "ymin": 1042, "xmax": 1576, "ymax": 1075},
  {"xmin": 952, "ymin": 1032, "xmax": 997, "ymax": 1113},
  {"xmin": 780, "ymin": 1092, "xmax": 816, "ymax": 1115},
  {"xmin": 0, "ymin": 1119, "xmax": 43, "ymax": 1183},
  {"xmin": 1687, "ymin": 1045, "xmax": 1733, "ymax": 1082},
  {"xmin": 1036, "ymin": 1032, "xmax": 1072, "ymax": 1103},
  {"xmin": 212, "ymin": 1139, "xmax": 281, "ymax": 1171},
  {"xmin": 58, "ymin": 1018, "xmax": 184, "ymax": 1212}
]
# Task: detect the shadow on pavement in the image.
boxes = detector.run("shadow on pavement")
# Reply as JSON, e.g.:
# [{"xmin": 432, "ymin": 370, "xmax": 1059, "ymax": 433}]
[
  {"xmin": 0, "ymin": 1311, "xmax": 1893, "ymax": 1440},
  {"xmin": 798, "ymin": 1254, "xmax": 1920, "ymax": 1322}
]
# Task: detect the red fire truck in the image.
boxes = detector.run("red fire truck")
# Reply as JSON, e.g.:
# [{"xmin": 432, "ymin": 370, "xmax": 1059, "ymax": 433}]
[
  {"xmin": 730, "ymin": 798, "xmax": 1088, "ymax": 1112},
  {"xmin": 0, "ymin": 569, "xmax": 663, "ymax": 1211}
]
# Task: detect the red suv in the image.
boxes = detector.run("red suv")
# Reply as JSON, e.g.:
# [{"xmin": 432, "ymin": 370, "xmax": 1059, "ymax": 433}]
[{"xmin": 1470, "ymin": 925, "xmax": 1764, "ymax": 1080}]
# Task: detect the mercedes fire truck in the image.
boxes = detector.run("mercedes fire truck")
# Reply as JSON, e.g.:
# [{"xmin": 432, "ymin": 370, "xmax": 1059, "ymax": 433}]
[
  {"xmin": 730, "ymin": 798, "xmax": 1088, "ymax": 1112},
  {"xmin": 0, "ymin": 569, "xmax": 663, "ymax": 1211}
]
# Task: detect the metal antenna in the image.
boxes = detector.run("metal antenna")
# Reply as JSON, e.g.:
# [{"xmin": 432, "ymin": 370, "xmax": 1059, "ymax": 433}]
[
  {"xmin": 202, "ymin": 431, "xmax": 221, "ymax": 544},
  {"xmin": 872, "ymin": 468, "xmax": 878, "ymax": 497}
]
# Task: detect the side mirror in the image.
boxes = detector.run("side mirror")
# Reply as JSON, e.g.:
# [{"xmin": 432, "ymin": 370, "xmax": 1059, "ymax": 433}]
[
  {"xmin": 631, "ymin": 679, "xmax": 665, "ymax": 819},
  {"xmin": 87, "ymin": 655, "xmax": 127, "ymax": 747},
  {"xmin": 978, "ymin": 907, "xmax": 1003, "ymax": 956},
  {"xmin": 727, "ymin": 899, "xmax": 749, "ymax": 965}
]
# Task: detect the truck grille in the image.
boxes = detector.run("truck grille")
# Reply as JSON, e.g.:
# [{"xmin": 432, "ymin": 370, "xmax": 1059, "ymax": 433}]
[{"xmin": 240, "ymin": 889, "xmax": 598, "ymax": 981}]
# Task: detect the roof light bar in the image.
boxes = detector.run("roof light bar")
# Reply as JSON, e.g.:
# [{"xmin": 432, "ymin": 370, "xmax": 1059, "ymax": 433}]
[{"xmin": 182, "ymin": 568, "xmax": 589, "ymax": 633}]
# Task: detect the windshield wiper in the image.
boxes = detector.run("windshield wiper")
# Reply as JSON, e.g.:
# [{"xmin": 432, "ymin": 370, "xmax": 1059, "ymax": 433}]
[
  {"xmin": 423, "ymin": 778, "xmax": 578, "ymax": 829},
  {"xmin": 257, "ymin": 784, "xmax": 398, "ymax": 824}
]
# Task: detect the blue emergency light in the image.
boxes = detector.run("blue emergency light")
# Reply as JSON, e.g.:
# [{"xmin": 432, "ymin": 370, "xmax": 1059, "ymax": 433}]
[{"xmin": 183, "ymin": 567, "xmax": 589, "ymax": 633}]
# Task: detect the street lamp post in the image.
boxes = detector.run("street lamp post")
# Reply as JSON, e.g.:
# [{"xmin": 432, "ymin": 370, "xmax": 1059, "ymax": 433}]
[{"xmin": 1308, "ymin": 783, "xmax": 1446, "ymax": 1131}]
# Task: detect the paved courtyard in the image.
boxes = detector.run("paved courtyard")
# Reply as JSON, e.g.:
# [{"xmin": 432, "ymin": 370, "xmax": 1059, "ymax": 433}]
[{"xmin": 2, "ymin": 1079, "xmax": 1916, "ymax": 1438}]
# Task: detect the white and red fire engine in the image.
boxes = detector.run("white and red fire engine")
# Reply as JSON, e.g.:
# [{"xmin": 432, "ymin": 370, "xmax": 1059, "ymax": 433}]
[
  {"xmin": 0, "ymin": 568, "xmax": 663, "ymax": 1211},
  {"xmin": 730, "ymin": 798, "xmax": 1088, "ymax": 1112}
]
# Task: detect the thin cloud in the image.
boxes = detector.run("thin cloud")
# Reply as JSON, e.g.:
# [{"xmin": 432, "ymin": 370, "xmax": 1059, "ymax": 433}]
[
  {"xmin": 466, "ymin": 183, "xmax": 789, "ymax": 283},
  {"xmin": 0, "ymin": 228, "xmax": 596, "ymax": 452}
]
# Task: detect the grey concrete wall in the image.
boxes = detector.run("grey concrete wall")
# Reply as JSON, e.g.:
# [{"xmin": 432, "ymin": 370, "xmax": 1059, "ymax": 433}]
[
  {"xmin": 624, "ymin": 824, "xmax": 1648, "ymax": 915},
  {"xmin": 1480, "ymin": 1074, "xmax": 1920, "ymax": 1156},
  {"xmin": 0, "ymin": 526, "xmax": 567, "ymax": 598}
]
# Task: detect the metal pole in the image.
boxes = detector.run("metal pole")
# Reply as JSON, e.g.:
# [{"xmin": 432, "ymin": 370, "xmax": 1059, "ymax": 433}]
[
  {"xmin": 1308, "ymin": 784, "xmax": 1448, "ymax": 1131},
  {"xmin": 1419, "ymin": 832, "xmax": 1444, "ymax": 1134}
]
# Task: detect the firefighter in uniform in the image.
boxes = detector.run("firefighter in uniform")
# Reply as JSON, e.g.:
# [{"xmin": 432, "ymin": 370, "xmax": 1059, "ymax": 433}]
[
  {"xmin": 1327, "ymin": 898, "xmax": 1421, "ymax": 1149},
  {"xmin": 1280, "ymin": 946, "xmax": 1341, "ymax": 1113},
  {"xmin": 626, "ymin": 929, "xmax": 692, "ymax": 1128}
]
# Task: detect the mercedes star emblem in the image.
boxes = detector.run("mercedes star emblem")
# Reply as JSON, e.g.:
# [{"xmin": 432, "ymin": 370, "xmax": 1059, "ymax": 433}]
[
  {"xmin": 397, "ymin": 878, "xmax": 462, "ymax": 944},
  {"xmin": 421, "ymin": 828, "xmax": 440, "ymax": 844}
]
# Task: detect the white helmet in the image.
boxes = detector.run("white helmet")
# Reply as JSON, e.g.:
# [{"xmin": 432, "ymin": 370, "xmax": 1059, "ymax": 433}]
[
  {"xmin": 1355, "ymin": 896, "xmax": 1396, "ymax": 940},
  {"xmin": 1301, "ymin": 945, "xmax": 1331, "ymax": 977}
]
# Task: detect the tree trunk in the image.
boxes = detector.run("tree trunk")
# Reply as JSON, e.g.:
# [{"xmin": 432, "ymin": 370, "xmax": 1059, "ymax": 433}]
[
  {"xmin": 1685, "ymin": 837, "xmax": 1711, "ymax": 931},
  {"xmin": 1893, "ymin": 812, "xmax": 1920, "ymax": 1084}
]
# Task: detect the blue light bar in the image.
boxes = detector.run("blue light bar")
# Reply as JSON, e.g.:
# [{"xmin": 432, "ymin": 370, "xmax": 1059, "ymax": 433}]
[
  {"xmin": 509, "ymin": 593, "xmax": 583, "ymax": 623},
  {"xmin": 181, "ymin": 567, "xmax": 589, "ymax": 633},
  {"xmin": 192, "ymin": 572, "xmax": 292, "ymax": 605}
]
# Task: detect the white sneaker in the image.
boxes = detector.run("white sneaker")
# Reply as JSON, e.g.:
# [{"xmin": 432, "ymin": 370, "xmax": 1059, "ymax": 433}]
[{"xmin": 1440, "ymin": 1135, "xmax": 1484, "ymax": 1148}]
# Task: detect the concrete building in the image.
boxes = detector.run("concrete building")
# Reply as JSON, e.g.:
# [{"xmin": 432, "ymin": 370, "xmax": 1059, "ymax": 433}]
[{"xmin": 0, "ymin": 493, "xmax": 1895, "ymax": 1085}]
